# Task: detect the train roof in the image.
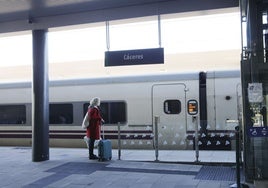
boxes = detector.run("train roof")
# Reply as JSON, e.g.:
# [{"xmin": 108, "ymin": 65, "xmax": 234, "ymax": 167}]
[
  {"xmin": 0, "ymin": 69, "xmax": 240, "ymax": 89},
  {"xmin": 206, "ymin": 69, "xmax": 241, "ymax": 78}
]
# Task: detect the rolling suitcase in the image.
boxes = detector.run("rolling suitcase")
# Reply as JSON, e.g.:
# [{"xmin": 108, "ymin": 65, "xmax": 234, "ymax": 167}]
[
  {"xmin": 98, "ymin": 124, "xmax": 112, "ymax": 161},
  {"xmin": 98, "ymin": 139, "xmax": 112, "ymax": 161}
]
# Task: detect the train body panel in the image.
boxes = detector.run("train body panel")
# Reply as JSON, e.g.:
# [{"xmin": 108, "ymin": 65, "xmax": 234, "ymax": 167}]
[
  {"xmin": 206, "ymin": 77, "xmax": 241, "ymax": 131},
  {"xmin": 0, "ymin": 70, "xmax": 241, "ymax": 150}
]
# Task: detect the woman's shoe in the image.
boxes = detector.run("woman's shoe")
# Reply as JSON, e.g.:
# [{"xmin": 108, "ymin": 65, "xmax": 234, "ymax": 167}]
[{"xmin": 89, "ymin": 154, "xmax": 99, "ymax": 160}]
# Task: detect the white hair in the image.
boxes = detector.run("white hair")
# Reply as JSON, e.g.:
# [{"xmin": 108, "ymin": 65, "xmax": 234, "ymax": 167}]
[{"xmin": 90, "ymin": 97, "xmax": 100, "ymax": 107}]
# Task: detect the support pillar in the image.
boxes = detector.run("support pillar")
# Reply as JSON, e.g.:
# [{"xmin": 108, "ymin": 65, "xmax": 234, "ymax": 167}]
[{"xmin": 32, "ymin": 29, "xmax": 49, "ymax": 162}]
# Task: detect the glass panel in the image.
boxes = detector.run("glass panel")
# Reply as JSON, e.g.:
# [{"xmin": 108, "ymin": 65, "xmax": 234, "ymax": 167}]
[
  {"xmin": 102, "ymin": 102, "xmax": 126, "ymax": 124},
  {"xmin": 83, "ymin": 103, "xmax": 90, "ymax": 116},
  {"xmin": 0, "ymin": 34, "xmax": 32, "ymax": 67},
  {"xmin": 164, "ymin": 100, "xmax": 181, "ymax": 114},
  {"xmin": 109, "ymin": 17, "xmax": 158, "ymax": 50},
  {"xmin": 84, "ymin": 101, "xmax": 127, "ymax": 124},
  {"xmin": 162, "ymin": 12, "xmax": 241, "ymax": 53},
  {"xmin": 49, "ymin": 103, "xmax": 73, "ymax": 124},
  {"xmin": 0, "ymin": 105, "xmax": 26, "ymax": 124},
  {"xmin": 48, "ymin": 24, "xmax": 106, "ymax": 63}
]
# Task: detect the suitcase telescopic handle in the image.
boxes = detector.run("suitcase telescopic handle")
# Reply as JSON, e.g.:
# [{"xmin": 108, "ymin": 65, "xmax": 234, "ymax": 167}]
[{"xmin": 101, "ymin": 121, "xmax": 105, "ymax": 139}]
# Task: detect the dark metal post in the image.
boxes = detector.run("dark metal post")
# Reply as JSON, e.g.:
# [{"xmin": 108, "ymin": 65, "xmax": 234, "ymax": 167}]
[
  {"xmin": 154, "ymin": 116, "xmax": 159, "ymax": 161},
  {"xmin": 32, "ymin": 29, "xmax": 49, "ymax": 162},
  {"xmin": 118, "ymin": 122, "xmax": 121, "ymax": 160},
  {"xmin": 194, "ymin": 116, "xmax": 200, "ymax": 162},
  {"xmin": 235, "ymin": 125, "xmax": 241, "ymax": 188}
]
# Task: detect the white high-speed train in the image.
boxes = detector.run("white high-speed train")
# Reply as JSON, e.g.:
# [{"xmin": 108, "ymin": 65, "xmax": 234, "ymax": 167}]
[{"xmin": 0, "ymin": 70, "xmax": 241, "ymax": 150}]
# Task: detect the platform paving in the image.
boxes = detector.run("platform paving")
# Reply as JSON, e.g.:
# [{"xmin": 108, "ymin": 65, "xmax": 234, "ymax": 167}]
[{"xmin": 0, "ymin": 147, "xmax": 253, "ymax": 188}]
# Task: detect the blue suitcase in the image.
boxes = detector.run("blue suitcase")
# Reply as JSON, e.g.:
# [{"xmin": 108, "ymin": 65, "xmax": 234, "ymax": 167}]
[{"xmin": 98, "ymin": 139, "xmax": 112, "ymax": 161}]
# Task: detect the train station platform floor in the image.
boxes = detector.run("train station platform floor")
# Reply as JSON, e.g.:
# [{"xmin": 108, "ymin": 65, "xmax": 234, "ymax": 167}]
[{"xmin": 0, "ymin": 147, "xmax": 254, "ymax": 188}]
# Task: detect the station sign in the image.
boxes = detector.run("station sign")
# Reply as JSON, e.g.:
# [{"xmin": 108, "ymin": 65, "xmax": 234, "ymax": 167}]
[
  {"xmin": 187, "ymin": 100, "xmax": 198, "ymax": 115},
  {"xmin": 105, "ymin": 48, "xmax": 164, "ymax": 66}
]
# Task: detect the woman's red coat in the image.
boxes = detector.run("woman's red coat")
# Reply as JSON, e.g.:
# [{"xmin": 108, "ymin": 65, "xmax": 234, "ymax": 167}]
[{"xmin": 86, "ymin": 107, "xmax": 101, "ymax": 139}]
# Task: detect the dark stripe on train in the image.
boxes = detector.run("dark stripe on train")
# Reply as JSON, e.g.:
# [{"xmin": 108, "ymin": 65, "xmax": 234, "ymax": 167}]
[
  {"xmin": 186, "ymin": 130, "xmax": 235, "ymax": 134},
  {"xmin": 187, "ymin": 130, "xmax": 235, "ymax": 139},
  {"xmin": 0, "ymin": 130, "xmax": 152, "ymax": 134},
  {"xmin": 186, "ymin": 129, "xmax": 235, "ymax": 151},
  {"xmin": 0, "ymin": 130, "xmax": 153, "ymax": 140}
]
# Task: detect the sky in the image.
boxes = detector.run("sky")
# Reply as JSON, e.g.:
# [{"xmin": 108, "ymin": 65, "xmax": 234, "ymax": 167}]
[{"xmin": 0, "ymin": 11, "xmax": 241, "ymax": 68}]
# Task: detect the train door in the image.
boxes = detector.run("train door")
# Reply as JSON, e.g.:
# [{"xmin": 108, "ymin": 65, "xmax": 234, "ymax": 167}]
[{"xmin": 152, "ymin": 83, "xmax": 187, "ymax": 150}]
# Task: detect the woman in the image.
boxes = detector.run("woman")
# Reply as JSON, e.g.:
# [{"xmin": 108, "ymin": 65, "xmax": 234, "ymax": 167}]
[{"xmin": 86, "ymin": 97, "xmax": 102, "ymax": 160}]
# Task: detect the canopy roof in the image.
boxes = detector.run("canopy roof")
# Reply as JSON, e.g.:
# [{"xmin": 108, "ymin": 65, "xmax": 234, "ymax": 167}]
[{"xmin": 0, "ymin": 0, "xmax": 238, "ymax": 34}]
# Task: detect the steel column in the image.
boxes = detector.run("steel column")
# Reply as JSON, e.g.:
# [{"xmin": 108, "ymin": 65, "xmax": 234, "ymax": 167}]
[{"xmin": 32, "ymin": 29, "xmax": 49, "ymax": 162}]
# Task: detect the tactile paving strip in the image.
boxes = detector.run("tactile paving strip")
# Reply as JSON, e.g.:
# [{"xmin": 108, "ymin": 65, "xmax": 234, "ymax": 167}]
[{"xmin": 195, "ymin": 166, "xmax": 236, "ymax": 181}]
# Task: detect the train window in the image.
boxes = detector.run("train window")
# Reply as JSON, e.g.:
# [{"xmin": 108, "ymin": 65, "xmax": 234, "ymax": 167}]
[
  {"xmin": 0, "ymin": 105, "xmax": 26, "ymax": 124},
  {"xmin": 164, "ymin": 100, "xmax": 181, "ymax": 114},
  {"xmin": 83, "ymin": 101, "xmax": 127, "ymax": 125},
  {"xmin": 49, "ymin": 104, "xmax": 73, "ymax": 124},
  {"xmin": 83, "ymin": 103, "xmax": 90, "ymax": 116}
]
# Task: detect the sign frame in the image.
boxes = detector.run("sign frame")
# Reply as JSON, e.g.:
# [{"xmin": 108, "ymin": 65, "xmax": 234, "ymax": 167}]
[{"xmin": 105, "ymin": 48, "xmax": 164, "ymax": 66}]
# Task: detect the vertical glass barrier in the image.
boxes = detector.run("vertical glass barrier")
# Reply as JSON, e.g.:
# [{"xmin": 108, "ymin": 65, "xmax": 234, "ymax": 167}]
[
  {"xmin": 246, "ymin": 83, "xmax": 268, "ymax": 180},
  {"xmin": 240, "ymin": 0, "xmax": 268, "ymax": 184}
]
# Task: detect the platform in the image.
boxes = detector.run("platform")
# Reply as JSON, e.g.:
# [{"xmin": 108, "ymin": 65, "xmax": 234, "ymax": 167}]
[{"xmin": 0, "ymin": 147, "xmax": 253, "ymax": 188}]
